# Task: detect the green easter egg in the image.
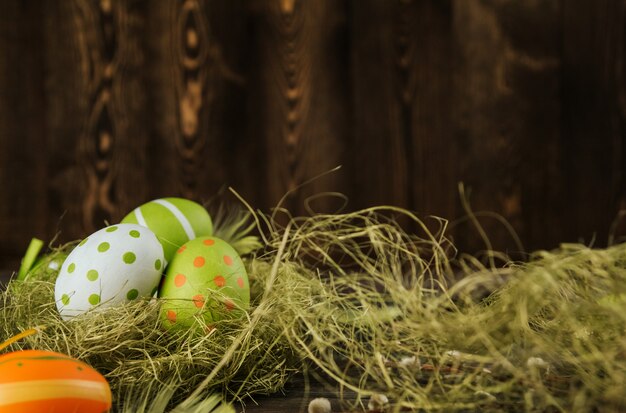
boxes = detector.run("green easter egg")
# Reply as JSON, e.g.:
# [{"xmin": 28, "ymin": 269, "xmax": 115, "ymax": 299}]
[
  {"xmin": 158, "ymin": 236, "xmax": 249, "ymax": 331},
  {"xmin": 121, "ymin": 198, "xmax": 213, "ymax": 263}
]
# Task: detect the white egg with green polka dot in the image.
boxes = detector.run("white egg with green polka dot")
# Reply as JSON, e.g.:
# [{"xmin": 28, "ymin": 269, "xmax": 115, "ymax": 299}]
[{"xmin": 54, "ymin": 223, "xmax": 165, "ymax": 320}]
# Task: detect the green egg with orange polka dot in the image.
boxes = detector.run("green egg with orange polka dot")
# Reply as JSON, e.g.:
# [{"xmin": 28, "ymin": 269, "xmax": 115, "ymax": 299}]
[
  {"xmin": 54, "ymin": 224, "xmax": 165, "ymax": 320},
  {"xmin": 158, "ymin": 236, "xmax": 249, "ymax": 331},
  {"xmin": 121, "ymin": 197, "xmax": 213, "ymax": 264}
]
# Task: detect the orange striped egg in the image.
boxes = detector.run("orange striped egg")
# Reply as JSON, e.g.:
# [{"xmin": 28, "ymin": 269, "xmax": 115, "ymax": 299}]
[{"xmin": 0, "ymin": 350, "xmax": 111, "ymax": 413}]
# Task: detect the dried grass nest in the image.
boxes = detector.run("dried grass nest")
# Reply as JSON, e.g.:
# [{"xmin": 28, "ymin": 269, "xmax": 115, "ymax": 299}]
[{"xmin": 2, "ymin": 198, "xmax": 626, "ymax": 412}]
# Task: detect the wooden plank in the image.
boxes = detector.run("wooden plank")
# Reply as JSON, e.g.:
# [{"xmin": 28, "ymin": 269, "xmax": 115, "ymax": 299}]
[
  {"xmin": 560, "ymin": 0, "xmax": 626, "ymax": 247},
  {"xmin": 351, "ymin": 1, "xmax": 410, "ymax": 213},
  {"xmin": 108, "ymin": 0, "xmax": 152, "ymax": 221},
  {"xmin": 236, "ymin": 374, "xmax": 347, "ymax": 413},
  {"xmin": 490, "ymin": 1, "xmax": 563, "ymax": 252},
  {"xmin": 247, "ymin": 0, "xmax": 351, "ymax": 215},
  {"xmin": 144, "ymin": 1, "xmax": 187, "ymax": 201},
  {"xmin": 397, "ymin": 0, "xmax": 456, "ymax": 221},
  {"xmin": 237, "ymin": 379, "xmax": 356, "ymax": 413},
  {"xmin": 0, "ymin": 0, "xmax": 46, "ymax": 269},
  {"xmin": 351, "ymin": 0, "xmax": 457, "ymax": 238},
  {"xmin": 145, "ymin": 0, "xmax": 253, "ymax": 209},
  {"xmin": 44, "ymin": 0, "xmax": 89, "ymax": 242},
  {"xmin": 45, "ymin": 0, "xmax": 99, "ymax": 240},
  {"xmin": 0, "ymin": 0, "xmax": 624, "ymax": 265},
  {"xmin": 203, "ymin": 0, "xmax": 260, "ymax": 208},
  {"xmin": 46, "ymin": 0, "xmax": 151, "ymax": 239},
  {"xmin": 452, "ymin": 0, "xmax": 561, "ymax": 255},
  {"xmin": 147, "ymin": 0, "xmax": 220, "ymax": 201}
]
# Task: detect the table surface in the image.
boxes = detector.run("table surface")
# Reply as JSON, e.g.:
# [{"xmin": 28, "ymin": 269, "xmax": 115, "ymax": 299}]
[{"xmin": 237, "ymin": 380, "xmax": 355, "ymax": 413}]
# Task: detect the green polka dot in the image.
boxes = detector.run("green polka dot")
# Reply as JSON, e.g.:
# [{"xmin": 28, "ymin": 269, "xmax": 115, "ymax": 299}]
[
  {"xmin": 61, "ymin": 294, "xmax": 70, "ymax": 305},
  {"xmin": 129, "ymin": 230, "xmax": 140, "ymax": 238},
  {"xmin": 88, "ymin": 294, "xmax": 100, "ymax": 305},
  {"xmin": 98, "ymin": 242, "xmax": 110, "ymax": 252},
  {"xmin": 17, "ymin": 362, "xmax": 23, "ymax": 367},
  {"xmin": 79, "ymin": 238, "xmax": 88, "ymax": 246},
  {"xmin": 126, "ymin": 289, "xmax": 139, "ymax": 300},
  {"xmin": 67, "ymin": 263, "xmax": 76, "ymax": 273},
  {"xmin": 106, "ymin": 226, "xmax": 118, "ymax": 232},
  {"xmin": 155, "ymin": 259, "xmax": 162, "ymax": 270},
  {"xmin": 123, "ymin": 252, "xmax": 136, "ymax": 264},
  {"xmin": 77, "ymin": 366, "xmax": 83, "ymax": 371},
  {"xmin": 87, "ymin": 269, "xmax": 99, "ymax": 281}
]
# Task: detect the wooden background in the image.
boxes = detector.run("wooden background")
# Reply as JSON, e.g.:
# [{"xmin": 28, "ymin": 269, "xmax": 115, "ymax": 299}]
[{"xmin": 0, "ymin": 0, "xmax": 625, "ymax": 270}]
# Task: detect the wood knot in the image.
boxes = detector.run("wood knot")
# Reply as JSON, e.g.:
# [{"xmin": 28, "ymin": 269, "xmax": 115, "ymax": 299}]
[
  {"xmin": 103, "ymin": 64, "xmax": 114, "ymax": 80},
  {"xmin": 280, "ymin": 0, "xmax": 296, "ymax": 14},
  {"xmin": 98, "ymin": 131, "xmax": 112, "ymax": 155},
  {"xmin": 186, "ymin": 28, "xmax": 199, "ymax": 49},
  {"xmin": 180, "ymin": 80, "xmax": 202, "ymax": 137},
  {"xmin": 100, "ymin": 0, "xmax": 112, "ymax": 14}
]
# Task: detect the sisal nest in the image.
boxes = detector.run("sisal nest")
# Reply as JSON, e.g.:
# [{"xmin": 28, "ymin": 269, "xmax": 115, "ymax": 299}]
[{"xmin": 1, "ymin": 193, "xmax": 626, "ymax": 412}]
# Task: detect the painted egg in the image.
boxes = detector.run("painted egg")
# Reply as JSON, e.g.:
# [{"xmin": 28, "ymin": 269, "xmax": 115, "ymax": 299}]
[
  {"xmin": 0, "ymin": 350, "xmax": 111, "ymax": 413},
  {"xmin": 54, "ymin": 223, "xmax": 164, "ymax": 320},
  {"xmin": 121, "ymin": 197, "xmax": 213, "ymax": 264},
  {"xmin": 159, "ymin": 236, "xmax": 249, "ymax": 330}
]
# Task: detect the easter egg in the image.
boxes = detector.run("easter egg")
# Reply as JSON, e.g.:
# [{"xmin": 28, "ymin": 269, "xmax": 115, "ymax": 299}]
[
  {"xmin": 159, "ymin": 236, "xmax": 249, "ymax": 330},
  {"xmin": 121, "ymin": 197, "xmax": 213, "ymax": 264},
  {"xmin": 0, "ymin": 350, "xmax": 111, "ymax": 413},
  {"xmin": 55, "ymin": 223, "xmax": 164, "ymax": 320}
]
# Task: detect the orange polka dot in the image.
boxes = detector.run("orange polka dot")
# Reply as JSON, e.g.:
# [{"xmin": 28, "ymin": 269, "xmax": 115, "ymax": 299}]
[
  {"xmin": 223, "ymin": 255, "xmax": 233, "ymax": 266},
  {"xmin": 174, "ymin": 273, "xmax": 187, "ymax": 287},
  {"xmin": 203, "ymin": 239, "xmax": 215, "ymax": 246},
  {"xmin": 177, "ymin": 245, "xmax": 186, "ymax": 254},
  {"xmin": 225, "ymin": 300, "xmax": 235, "ymax": 311},
  {"xmin": 167, "ymin": 310, "xmax": 177, "ymax": 323},
  {"xmin": 237, "ymin": 277, "xmax": 245, "ymax": 288},
  {"xmin": 213, "ymin": 275, "xmax": 225, "ymax": 287},
  {"xmin": 192, "ymin": 294, "xmax": 204, "ymax": 308},
  {"xmin": 194, "ymin": 256, "xmax": 205, "ymax": 268}
]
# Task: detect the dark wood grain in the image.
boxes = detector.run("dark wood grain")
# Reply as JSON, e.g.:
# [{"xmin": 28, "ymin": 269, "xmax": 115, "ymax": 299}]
[
  {"xmin": 453, "ymin": 0, "xmax": 526, "ymax": 255},
  {"xmin": 491, "ymin": 0, "xmax": 563, "ymax": 252},
  {"xmin": 46, "ymin": 0, "xmax": 153, "ymax": 235},
  {"xmin": 560, "ymin": 0, "xmax": 626, "ymax": 247},
  {"xmin": 45, "ymin": 0, "xmax": 89, "ymax": 242},
  {"xmin": 0, "ymin": 0, "xmax": 46, "ymax": 269},
  {"xmin": 203, "ymin": 0, "xmax": 260, "ymax": 207},
  {"xmin": 451, "ymin": 0, "xmax": 564, "ymax": 255},
  {"xmin": 405, "ymin": 0, "xmax": 456, "ymax": 222},
  {"xmin": 236, "ymin": 375, "xmax": 358, "ymax": 413},
  {"xmin": 150, "ymin": 0, "xmax": 219, "ymax": 200},
  {"xmin": 0, "ymin": 0, "xmax": 625, "ymax": 269},
  {"xmin": 77, "ymin": 0, "xmax": 120, "ymax": 229},
  {"xmin": 145, "ymin": 0, "xmax": 253, "ymax": 208},
  {"xmin": 351, "ymin": 0, "xmax": 457, "ymax": 236},
  {"xmin": 351, "ymin": 0, "xmax": 411, "ymax": 213},
  {"xmin": 108, "ymin": 0, "xmax": 152, "ymax": 222},
  {"xmin": 248, "ymin": 0, "xmax": 350, "ymax": 216}
]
